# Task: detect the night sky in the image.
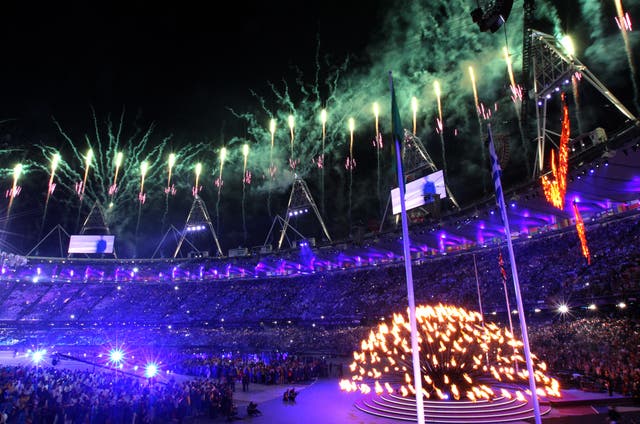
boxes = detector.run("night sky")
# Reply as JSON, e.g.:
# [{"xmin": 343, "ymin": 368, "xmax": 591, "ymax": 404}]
[
  {"xmin": 0, "ymin": 0, "xmax": 637, "ymax": 256},
  {"xmin": 1, "ymin": 1, "xmax": 380, "ymax": 138}
]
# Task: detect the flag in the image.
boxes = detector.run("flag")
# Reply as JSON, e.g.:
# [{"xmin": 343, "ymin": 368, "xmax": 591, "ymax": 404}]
[
  {"xmin": 498, "ymin": 251, "xmax": 508, "ymax": 283},
  {"xmin": 487, "ymin": 124, "xmax": 507, "ymax": 225}
]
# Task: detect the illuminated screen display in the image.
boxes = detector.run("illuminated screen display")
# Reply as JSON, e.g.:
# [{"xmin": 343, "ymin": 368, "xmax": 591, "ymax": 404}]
[
  {"xmin": 391, "ymin": 170, "xmax": 446, "ymax": 215},
  {"xmin": 68, "ymin": 235, "xmax": 115, "ymax": 254}
]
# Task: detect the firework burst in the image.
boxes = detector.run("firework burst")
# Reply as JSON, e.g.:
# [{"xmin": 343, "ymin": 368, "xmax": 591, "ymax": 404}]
[
  {"xmin": 27, "ymin": 109, "xmax": 207, "ymax": 245},
  {"xmin": 340, "ymin": 304, "xmax": 560, "ymax": 402}
]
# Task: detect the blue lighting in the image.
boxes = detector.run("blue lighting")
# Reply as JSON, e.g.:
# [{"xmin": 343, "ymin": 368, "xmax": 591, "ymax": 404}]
[
  {"xmin": 109, "ymin": 348, "xmax": 124, "ymax": 365},
  {"xmin": 144, "ymin": 362, "xmax": 159, "ymax": 378},
  {"xmin": 31, "ymin": 349, "xmax": 47, "ymax": 365}
]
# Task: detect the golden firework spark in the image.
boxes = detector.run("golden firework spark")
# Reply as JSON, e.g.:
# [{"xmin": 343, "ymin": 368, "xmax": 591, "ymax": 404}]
[{"xmin": 340, "ymin": 304, "xmax": 560, "ymax": 402}]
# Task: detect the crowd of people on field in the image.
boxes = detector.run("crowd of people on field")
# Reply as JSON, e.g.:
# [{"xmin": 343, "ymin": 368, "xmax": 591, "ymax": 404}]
[{"xmin": 0, "ymin": 365, "xmax": 240, "ymax": 424}]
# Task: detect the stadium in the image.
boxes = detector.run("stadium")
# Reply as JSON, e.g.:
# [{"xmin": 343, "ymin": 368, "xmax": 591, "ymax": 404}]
[{"xmin": 2, "ymin": 1, "xmax": 640, "ymax": 423}]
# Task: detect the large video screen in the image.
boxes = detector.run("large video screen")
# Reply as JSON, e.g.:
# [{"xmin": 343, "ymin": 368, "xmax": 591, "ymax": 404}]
[
  {"xmin": 391, "ymin": 170, "xmax": 446, "ymax": 215},
  {"xmin": 68, "ymin": 235, "xmax": 115, "ymax": 254}
]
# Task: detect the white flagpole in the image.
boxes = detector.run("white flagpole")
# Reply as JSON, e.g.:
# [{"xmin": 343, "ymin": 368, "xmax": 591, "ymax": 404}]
[
  {"xmin": 472, "ymin": 253, "xmax": 485, "ymax": 321},
  {"xmin": 487, "ymin": 123, "xmax": 541, "ymax": 424},
  {"xmin": 390, "ymin": 71, "xmax": 425, "ymax": 424},
  {"xmin": 473, "ymin": 253, "xmax": 490, "ymax": 367}
]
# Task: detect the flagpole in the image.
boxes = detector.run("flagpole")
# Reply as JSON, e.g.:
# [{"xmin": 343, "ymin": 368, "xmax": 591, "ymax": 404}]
[
  {"xmin": 487, "ymin": 123, "xmax": 541, "ymax": 424},
  {"xmin": 472, "ymin": 253, "xmax": 489, "ymax": 367},
  {"xmin": 472, "ymin": 253, "xmax": 484, "ymax": 321},
  {"xmin": 499, "ymin": 251, "xmax": 518, "ymax": 372},
  {"xmin": 389, "ymin": 71, "xmax": 425, "ymax": 424}
]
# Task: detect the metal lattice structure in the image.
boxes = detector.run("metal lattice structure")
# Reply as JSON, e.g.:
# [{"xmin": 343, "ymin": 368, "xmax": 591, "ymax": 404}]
[
  {"xmin": 173, "ymin": 195, "xmax": 223, "ymax": 258},
  {"xmin": 529, "ymin": 30, "xmax": 638, "ymax": 177},
  {"xmin": 277, "ymin": 176, "xmax": 331, "ymax": 250},
  {"xmin": 402, "ymin": 129, "xmax": 460, "ymax": 209},
  {"xmin": 80, "ymin": 201, "xmax": 111, "ymax": 235}
]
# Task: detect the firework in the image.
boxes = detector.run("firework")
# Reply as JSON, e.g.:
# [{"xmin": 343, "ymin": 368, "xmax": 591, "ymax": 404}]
[
  {"xmin": 268, "ymin": 119, "xmax": 277, "ymax": 217},
  {"xmin": 468, "ymin": 67, "xmax": 480, "ymax": 115},
  {"xmin": 340, "ymin": 304, "xmax": 560, "ymax": 401},
  {"xmin": 79, "ymin": 148, "xmax": 93, "ymax": 200},
  {"xmin": 193, "ymin": 162, "xmax": 202, "ymax": 197},
  {"xmin": 502, "ymin": 45, "xmax": 530, "ymax": 176},
  {"xmin": 346, "ymin": 118, "xmax": 355, "ymax": 231},
  {"xmin": 411, "ymin": 96, "xmax": 418, "ymax": 135},
  {"xmin": 31, "ymin": 111, "xmax": 206, "ymax": 241},
  {"xmin": 165, "ymin": 153, "xmax": 176, "ymax": 195},
  {"xmin": 40, "ymin": 153, "xmax": 60, "ymax": 237},
  {"xmin": 242, "ymin": 143, "xmax": 250, "ymax": 243},
  {"xmin": 134, "ymin": 161, "xmax": 149, "ymax": 252},
  {"xmin": 288, "ymin": 114, "xmax": 295, "ymax": 168},
  {"xmin": 469, "ymin": 66, "xmax": 487, "ymax": 194},
  {"xmin": 372, "ymin": 102, "xmax": 383, "ymax": 217},
  {"xmin": 109, "ymin": 152, "xmax": 123, "ymax": 197},
  {"xmin": 48, "ymin": 153, "xmax": 60, "ymax": 196},
  {"xmin": 613, "ymin": 0, "xmax": 639, "ymax": 112},
  {"xmin": 503, "ymin": 47, "xmax": 523, "ymax": 107},
  {"xmin": 138, "ymin": 161, "xmax": 149, "ymax": 204},
  {"xmin": 319, "ymin": 109, "xmax": 327, "ymax": 215},
  {"xmin": 433, "ymin": 80, "xmax": 449, "ymax": 182},
  {"xmin": 5, "ymin": 163, "xmax": 23, "ymax": 220},
  {"xmin": 215, "ymin": 148, "xmax": 227, "ymax": 234}
]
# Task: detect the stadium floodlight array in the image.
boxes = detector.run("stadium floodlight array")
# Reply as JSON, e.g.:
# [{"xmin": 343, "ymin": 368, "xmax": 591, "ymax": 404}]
[
  {"xmin": 186, "ymin": 224, "xmax": 207, "ymax": 232},
  {"xmin": 288, "ymin": 208, "xmax": 309, "ymax": 217}
]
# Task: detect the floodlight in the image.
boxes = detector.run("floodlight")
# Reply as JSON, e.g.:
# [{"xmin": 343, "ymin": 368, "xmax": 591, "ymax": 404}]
[
  {"xmin": 32, "ymin": 349, "xmax": 47, "ymax": 365},
  {"xmin": 109, "ymin": 348, "xmax": 124, "ymax": 365},
  {"xmin": 145, "ymin": 362, "xmax": 159, "ymax": 378}
]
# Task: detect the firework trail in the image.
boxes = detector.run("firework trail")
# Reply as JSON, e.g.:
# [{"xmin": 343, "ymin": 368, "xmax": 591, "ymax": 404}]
[
  {"xmin": 469, "ymin": 66, "xmax": 487, "ymax": 193},
  {"xmin": 320, "ymin": 108, "xmax": 327, "ymax": 217},
  {"xmin": 215, "ymin": 147, "xmax": 227, "ymax": 236},
  {"xmin": 193, "ymin": 162, "xmax": 202, "ymax": 198},
  {"xmin": 411, "ymin": 96, "xmax": 418, "ymax": 135},
  {"xmin": 345, "ymin": 118, "xmax": 356, "ymax": 232},
  {"xmin": 571, "ymin": 72, "xmax": 584, "ymax": 135},
  {"xmin": 4, "ymin": 164, "xmax": 23, "ymax": 235},
  {"xmin": 433, "ymin": 80, "xmax": 448, "ymax": 179},
  {"xmin": 39, "ymin": 153, "xmax": 60, "ymax": 239},
  {"xmin": 28, "ymin": 109, "xmax": 206, "ymax": 252},
  {"xmin": 109, "ymin": 151, "xmax": 123, "ymax": 203},
  {"xmin": 75, "ymin": 148, "xmax": 93, "ymax": 232},
  {"xmin": 268, "ymin": 119, "xmax": 276, "ymax": 217},
  {"xmin": 372, "ymin": 102, "xmax": 383, "ymax": 217},
  {"xmin": 134, "ymin": 161, "xmax": 149, "ymax": 256},
  {"xmin": 288, "ymin": 115, "xmax": 297, "ymax": 170},
  {"xmin": 614, "ymin": 0, "xmax": 639, "ymax": 113},
  {"xmin": 161, "ymin": 153, "xmax": 177, "ymax": 231},
  {"xmin": 225, "ymin": 0, "xmax": 618, "ymax": 239},
  {"xmin": 242, "ymin": 143, "xmax": 250, "ymax": 244},
  {"xmin": 503, "ymin": 46, "xmax": 531, "ymax": 177}
]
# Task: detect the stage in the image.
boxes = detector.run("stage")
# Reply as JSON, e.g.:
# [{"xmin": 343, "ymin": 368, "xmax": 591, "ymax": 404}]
[
  {"xmin": 1, "ymin": 351, "xmax": 638, "ymax": 423},
  {"xmin": 230, "ymin": 379, "xmax": 639, "ymax": 424}
]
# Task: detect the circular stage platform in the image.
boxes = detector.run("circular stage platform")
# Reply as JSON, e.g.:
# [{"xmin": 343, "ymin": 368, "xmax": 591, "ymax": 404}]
[{"xmin": 354, "ymin": 391, "xmax": 551, "ymax": 423}]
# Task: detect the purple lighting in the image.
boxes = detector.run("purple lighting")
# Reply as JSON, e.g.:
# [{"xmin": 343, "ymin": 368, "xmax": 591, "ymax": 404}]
[
  {"xmin": 144, "ymin": 362, "xmax": 159, "ymax": 378},
  {"xmin": 31, "ymin": 349, "xmax": 46, "ymax": 365},
  {"xmin": 108, "ymin": 348, "xmax": 125, "ymax": 365}
]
